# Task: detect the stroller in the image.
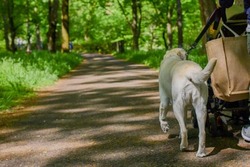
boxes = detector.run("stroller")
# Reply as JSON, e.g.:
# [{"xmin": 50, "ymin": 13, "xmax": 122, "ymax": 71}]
[{"xmin": 189, "ymin": 4, "xmax": 250, "ymax": 139}]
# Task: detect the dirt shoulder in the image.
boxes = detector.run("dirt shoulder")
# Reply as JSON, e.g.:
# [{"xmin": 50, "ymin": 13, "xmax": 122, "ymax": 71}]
[{"xmin": 0, "ymin": 54, "xmax": 249, "ymax": 167}]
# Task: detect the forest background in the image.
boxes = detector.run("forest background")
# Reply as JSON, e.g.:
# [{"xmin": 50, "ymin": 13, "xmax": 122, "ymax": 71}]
[
  {"xmin": 0, "ymin": 0, "xmax": 217, "ymax": 110},
  {"xmin": 0, "ymin": 0, "xmax": 217, "ymax": 54}
]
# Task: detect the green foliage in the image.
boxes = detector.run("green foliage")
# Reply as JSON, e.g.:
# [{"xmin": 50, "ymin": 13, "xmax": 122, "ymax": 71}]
[
  {"xmin": 188, "ymin": 47, "xmax": 208, "ymax": 68},
  {"xmin": 70, "ymin": 1, "xmax": 129, "ymax": 52},
  {"xmin": 115, "ymin": 50, "xmax": 165, "ymax": 69},
  {"xmin": 0, "ymin": 0, "xmax": 203, "ymax": 53},
  {"xmin": 114, "ymin": 48, "xmax": 207, "ymax": 69},
  {"xmin": 0, "ymin": 51, "xmax": 83, "ymax": 110},
  {"xmin": 183, "ymin": 0, "xmax": 203, "ymax": 48}
]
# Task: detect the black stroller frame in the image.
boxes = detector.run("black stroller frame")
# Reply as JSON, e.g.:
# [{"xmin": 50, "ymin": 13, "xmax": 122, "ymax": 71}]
[{"xmin": 188, "ymin": 6, "xmax": 250, "ymax": 136}]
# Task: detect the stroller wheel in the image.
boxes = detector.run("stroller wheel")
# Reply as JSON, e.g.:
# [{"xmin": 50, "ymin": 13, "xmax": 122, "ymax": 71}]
[
  {"xmin": 241, "ymin": 124, "xmax": 250, "ymax": 142},
  {"xmin": 208, "ymin": 114, "xmax": 233, "ymax": 137}
]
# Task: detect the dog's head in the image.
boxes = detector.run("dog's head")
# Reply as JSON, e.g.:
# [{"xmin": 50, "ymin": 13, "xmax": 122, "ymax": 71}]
[{"xmin": 164, "ymin": 48, "xmax": 187, "ymax": 60}]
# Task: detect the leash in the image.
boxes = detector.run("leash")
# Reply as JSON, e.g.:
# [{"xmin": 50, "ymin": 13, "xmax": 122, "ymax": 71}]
[{"xmin": 186, "ymin": 7, "xmax": 223, "ymax": 58}]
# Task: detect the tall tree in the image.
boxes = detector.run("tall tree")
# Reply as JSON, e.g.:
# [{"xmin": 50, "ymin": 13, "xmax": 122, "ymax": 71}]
[
  {"xmin": 149, "ymin": 0, "xmax": 174, "ymax": 50},
  {"xmin": 131, "ymin": 0, "xmax": 142, "ymax": 50},
  {"xmin": 61, "ymin": 0, "xmax": 69, "ymax": 52},
  {"xmin": 47, "ymin": 0, "xmax": 59, "ymax": 52},
  {"xmin": 198, "ymin": 0, "xmax": 216, "ymax": 47},
  {"xmin": 1, "ymin": 0, "xmax": 11, "ymax": 51},
  {"xmin": 33, "ymin": 4, "xmax": 43, "ymax": 51},
  {"xmin": 0, "ymin": 0, "xmax": 206, "ymax": 53},
  {"xmin": 176, "ymin": 0, "xmax": 183, "ymax": 48},
  {"xmin": 166, "ymin": 2, "xmax": 174, "ymax": 49},
  {"xmin": 199, "ymin": 0, "xmax": 216, "ymax": 26},
  {"xmin": 2, "ymin": 0, "xmax": 17, "ymax": 52},
  {"xmin": 26, "ymin": 0, "xmax": 31, "ymax": 53},
  {"xmin": 8, "ymin": 0, "xmax": 18, "ymax": 52},
  {"xmin": 118, "ymin": 0, "xmax": 142, "ymax": 50}
]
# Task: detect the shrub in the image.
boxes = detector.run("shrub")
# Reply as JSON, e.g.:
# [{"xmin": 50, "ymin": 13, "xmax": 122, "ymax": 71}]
[
  {"xmin": 114, "ymin": 49, "xmax": 208, "ymax": 69},
  {"xmin": 0, "ymin": 51, "xmax": 83, "ymax": 110}
]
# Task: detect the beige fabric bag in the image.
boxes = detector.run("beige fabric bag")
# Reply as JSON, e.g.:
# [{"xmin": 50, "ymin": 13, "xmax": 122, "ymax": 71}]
[{"xmin": 205, "ymin": 36, "xmax": 250, "ymax": 102}]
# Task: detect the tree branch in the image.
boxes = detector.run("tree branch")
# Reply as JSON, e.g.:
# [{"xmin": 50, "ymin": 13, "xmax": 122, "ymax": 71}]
[{"xmin": 117, "ymin": 0, "xmax": 131, "ymax": 26}]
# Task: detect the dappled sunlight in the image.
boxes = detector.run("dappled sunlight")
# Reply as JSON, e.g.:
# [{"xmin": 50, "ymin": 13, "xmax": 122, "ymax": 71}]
[
  {"xmin": 97, "ymin": 124, "xmax": 147, "ymax": 133},
  {"xmin": 238, "ymin": 141, "xmax": 250, "ymax": 149},
  {"xmin": 0, "ymin": 128, "xmax": 24, "ymax": 136},
  {"xmin": 91, "ymin": 150, "xmax": 129, "ymax": 161},
  {"xmin": 175, "ymin": 147, "xmax": 250, "ymax": 166},
  {"xmin": 54, "ymin": 108, "xmax": 88, "ymax": 114},
  {"xmin": 0, "ymin": 140, "xmax": 99, "ymax": 163},
  {"xmin": 104, "ymin": 106, "xmax": 133, "ymax": 112},
  {"xmin": 24, "ymin": 128, "xmax": 62, "ymax": 140},
  {"xmin": 99, "ymin": 112, "xmax": 157, "ymax": 123},
  {"xmin": 142, "ymin": 134, "xmax": 169, "ymax": 142},
  {"xmin": 124, "ymin": 92, "xmax": 159, "ymax": 102},
  {"xmin": 90, "ymin": 147, "xmax": 159, "ymax": 162}
]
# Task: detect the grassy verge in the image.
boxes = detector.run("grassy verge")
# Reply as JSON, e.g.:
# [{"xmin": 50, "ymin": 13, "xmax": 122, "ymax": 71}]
[
  {"xmin": 0, "ymin": 51, "xmax": 83, "ymax": 111},
  {"xmin": 114, "ymin": 49, "xmax": 208, "ymax": 69}
]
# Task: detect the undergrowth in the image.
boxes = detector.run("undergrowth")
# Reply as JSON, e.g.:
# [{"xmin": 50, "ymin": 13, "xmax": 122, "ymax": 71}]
[
  {"xmin": 0, "ymin": 51, "xmax": 83, "ymax": 111},
  {"xmin": 114, "ymin": 48, "xmax": 208, "ymax": 70}
]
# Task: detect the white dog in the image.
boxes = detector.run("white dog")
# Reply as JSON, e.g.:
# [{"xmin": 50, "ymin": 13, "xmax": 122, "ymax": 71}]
[{"xmin": 158, "ymin": 48, "xmax": 217, "ymax": 157}]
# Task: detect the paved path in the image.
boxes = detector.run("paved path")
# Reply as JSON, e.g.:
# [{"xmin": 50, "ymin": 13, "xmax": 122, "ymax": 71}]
[{"xmin": 0, "ymin": 54, "xmax": 249, "ymax": 167}]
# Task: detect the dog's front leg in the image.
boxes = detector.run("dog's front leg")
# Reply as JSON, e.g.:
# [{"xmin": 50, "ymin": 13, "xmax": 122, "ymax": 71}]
[
  {"xmin": 159, "ymin": 85, "xmax": 170, "ymax": 133},
  {"xmin": 159, "ymin": 102, "xmax": 170, "ymax": 133}
]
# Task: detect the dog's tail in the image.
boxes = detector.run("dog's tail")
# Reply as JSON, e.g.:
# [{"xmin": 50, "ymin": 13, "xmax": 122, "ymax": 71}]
[{"xmin": 189, "ymin": 58, "xmax": 217, "ymax": 84}]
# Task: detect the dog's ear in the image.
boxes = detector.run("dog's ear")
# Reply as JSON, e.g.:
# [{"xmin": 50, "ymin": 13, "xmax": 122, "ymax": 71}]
[{"xmin": 177, "ymin": 49, "xmax": 187, "ymax": 60}]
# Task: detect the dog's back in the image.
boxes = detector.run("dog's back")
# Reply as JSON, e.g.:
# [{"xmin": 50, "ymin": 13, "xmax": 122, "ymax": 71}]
[
  {"xmin": 160, "ymin": 57, "xmax": 217, "ymax": 99},
  {"xmin": 159, "ymin": 56, "xmax": 181, "ymax": 96}
]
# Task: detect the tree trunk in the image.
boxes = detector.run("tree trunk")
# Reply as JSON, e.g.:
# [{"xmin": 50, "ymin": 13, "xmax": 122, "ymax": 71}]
[
  {"xmin": 6, "ymin": 0, "xmax": 17, "ymax": 52},
  {"xmin": 47, "ymin": 0, "xmax": 59, "ymax": 52},
  {"xmin": 176, "ymin": 0, "xmax": 183, "ymax": 48},
  {"xmin": 198, "ymin": 0, "xmax": 216, "ymax": 47},
  {"xmin": 9, "ymin": 16, "xmax": 17, "ymax": 52},
  {"xmin": 117, "ymin": 0, "xmax": 142, "ymax": 50},
  {"xmin": 36, "ymin": 24, "xmax": 42, "ymax": 50},
  {"xmin": 131, "ymin": 0, "xmax": 142, "ymax": 50},
  {"xmin": 2, "ymin": 17, "xmax": 10, "ymax": 51},
  {"xmin": 26, "ymin": 0, "xmax": 31, "ymax": 53},
  {"xmin": 166, "ymin": 4, "xmax": 174, "ymax": 49},
  {"xmin": 61, "ymin": 0, "xmax": 69, "ymax": 53},
  {"xmin": 199, "ymin": 0, "xmax": 216, "ymax": 27},
  {"xmin": 2, "ymin": 0, "xmax": 11, "ymax": 51}
]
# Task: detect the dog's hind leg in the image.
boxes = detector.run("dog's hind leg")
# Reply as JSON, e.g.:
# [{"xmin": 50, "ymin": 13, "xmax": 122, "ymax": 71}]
[
  {"xmin": 194, "ymin": 104, "xmax": 207, "ymax": 157},
  {"xmin": 173, "ymin": 102, "xmax": 188, "ymax": 151},
  {"xmin": 159, "ymin": 87, "xmax": 170, "ymax": 133}
]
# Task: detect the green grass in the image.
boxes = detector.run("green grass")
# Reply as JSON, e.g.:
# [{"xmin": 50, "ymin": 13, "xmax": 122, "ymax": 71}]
[
  {"xmin": 0, "ymin": 51, "xmax": 83, "ymax": 111},
  {"xmin": 114, "ymin": 48, "xmax": 208, "ymax": 70},
  {"xmin": 114, "ymin": 50, "xmax": 165, "ymax": 69}
]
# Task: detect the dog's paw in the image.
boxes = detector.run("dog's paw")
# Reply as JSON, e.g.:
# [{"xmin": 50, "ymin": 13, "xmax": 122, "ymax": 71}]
[
  {"xmin": 180, "ymin": 145, "xmax": 189, "ymax": 152},
  {"xmin": 160, "ymin": 121, "xmax": 169, "ymax": 133},
  {"xmin": 196, "ymin": 151, "xmax": 206, "ymax": 158},
  {"xmin": 180, "ymin": 145, "xmax": 193, "ymax": 152}
]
